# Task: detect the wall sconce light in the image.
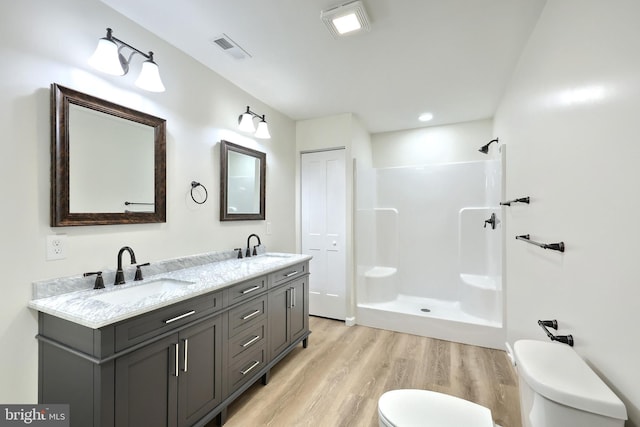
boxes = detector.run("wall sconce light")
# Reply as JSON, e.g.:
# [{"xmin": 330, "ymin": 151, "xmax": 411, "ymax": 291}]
[
  {"xmin": 89, "ymin": 28, "xmax": 165, "ymax": 93},
  {"xmin": 238, "ymin": 106, "xmax": 271, "ymax": 139}
]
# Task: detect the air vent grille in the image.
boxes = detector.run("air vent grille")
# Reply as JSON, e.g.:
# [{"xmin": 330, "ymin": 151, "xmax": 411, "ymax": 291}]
[{"xmin": 210, "ymin": 33, "xmax": 251, "ymax": 60}]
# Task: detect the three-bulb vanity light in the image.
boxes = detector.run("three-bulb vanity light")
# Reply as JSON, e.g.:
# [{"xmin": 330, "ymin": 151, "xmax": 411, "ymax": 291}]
[
  {"xmin": 89, "ymin": 28, "xmax": 165, "ymax": 93},
  {"xmin": 238, "ymin": 106, "xmax": 271, "ymax": 139}
]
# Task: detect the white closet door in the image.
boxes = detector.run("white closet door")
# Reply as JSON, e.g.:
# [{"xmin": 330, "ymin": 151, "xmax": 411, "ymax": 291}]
[{"xmin": 301, "ymin": 149, "xmax": 346, "ymax": 320}]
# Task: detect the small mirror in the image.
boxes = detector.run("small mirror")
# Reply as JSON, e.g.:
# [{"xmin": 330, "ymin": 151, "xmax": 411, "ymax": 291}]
[
  {"xmin": 220, "ymin": 140, "xmax": 265, "ymax": 221},
  {"xmin": 51, "ymin": 84, "xmax": 166, "ymax": 226}
]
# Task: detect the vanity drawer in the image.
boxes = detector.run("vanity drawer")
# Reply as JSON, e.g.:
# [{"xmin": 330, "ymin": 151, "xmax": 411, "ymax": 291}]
[
  {"xmin": 228, "ymin": 295, "xmax": 267, "ymax": 338},
  {"xmin": 227, "ymin": 276, "xmax": 267, "ymax": 305},
  {"xmin": 228, "ymin": 346, "xmax": 266, "ymax": 392},
  {"xmin": 268, "ymin": 262, "xmax": 308, "ymax": 288},
  {"xmin": 228, "ymin": 322, "xmax": 266, "ymax": 360},
  {"xmin": 114, "ymin": 291, "xmax": 223, "ymax": 352}
]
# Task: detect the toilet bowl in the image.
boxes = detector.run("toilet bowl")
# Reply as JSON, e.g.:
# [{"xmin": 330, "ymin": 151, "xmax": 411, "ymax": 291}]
[
  {"xmin": 378, "ymin": 340, "xmax": 628, "ymax": 427},
  {"xmin": 377, "ymin": 389, "xmax": 495, "ymax": 427}
]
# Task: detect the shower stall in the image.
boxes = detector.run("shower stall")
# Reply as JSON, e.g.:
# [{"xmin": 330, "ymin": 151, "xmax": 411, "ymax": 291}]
[{"xmin": 355, "ymin": 159, "xmax": 504, "ymax": 349}]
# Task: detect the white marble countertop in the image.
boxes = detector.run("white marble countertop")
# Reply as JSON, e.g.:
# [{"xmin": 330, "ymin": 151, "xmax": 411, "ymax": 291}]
[{"xmin": 28, "ymin": 253, "xmax": 311, "ymax": 329}]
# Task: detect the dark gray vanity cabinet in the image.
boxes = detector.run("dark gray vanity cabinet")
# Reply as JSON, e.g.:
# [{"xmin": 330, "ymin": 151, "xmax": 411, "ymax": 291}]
[
  {"xmin": 37, "ymin": 260, "xmax": 310, "ymax": 427},
  {"xmin": 268, "ymin": 276, "xmax": 309, "ymax": 360}
]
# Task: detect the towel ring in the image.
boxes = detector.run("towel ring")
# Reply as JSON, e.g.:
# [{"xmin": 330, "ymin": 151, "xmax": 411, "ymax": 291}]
[{"xmin": 190, "ymin": 181, "xmax": 208, "ymax": 205}]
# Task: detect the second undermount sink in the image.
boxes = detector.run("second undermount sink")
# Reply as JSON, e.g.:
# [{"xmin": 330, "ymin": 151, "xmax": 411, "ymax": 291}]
[{"xmin": 90, "ymin": 278, "xmax": 195, "ymax": 306}]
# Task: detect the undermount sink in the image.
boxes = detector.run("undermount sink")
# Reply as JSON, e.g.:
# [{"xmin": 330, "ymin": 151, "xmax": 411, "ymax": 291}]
[{"xmin": 90, "ymin": 278, "xmax": 194, "ymax": 306}]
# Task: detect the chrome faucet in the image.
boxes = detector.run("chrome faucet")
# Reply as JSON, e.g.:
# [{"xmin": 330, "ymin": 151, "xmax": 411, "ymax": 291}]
[
  {"xmin": 115, "ymin": 246, "xmax": 137, "ymax": 285},
  {"xmin": 245, "ymin": 234, "xmax": 262, "ymax": 257}
]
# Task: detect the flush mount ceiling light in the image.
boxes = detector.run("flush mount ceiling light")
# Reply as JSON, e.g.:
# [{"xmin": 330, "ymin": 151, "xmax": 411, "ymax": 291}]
[
  {"xmin": 321, "ymin": 0, "xmax": 371, "ymax": 38},
  {"xmin": 418, "ymin": 112, "xmax": 434, "ymax": 122},
  {"xmin": 238, "ymin": 106, "xmax": 271, "ymax": 139},
  {"xmin": 89, "ymin": 28, "xmax": 165, "ymax": 92}
]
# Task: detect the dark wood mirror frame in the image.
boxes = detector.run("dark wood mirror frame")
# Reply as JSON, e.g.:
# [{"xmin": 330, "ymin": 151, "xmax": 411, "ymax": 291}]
[
  {"xmin": 220, "ymin": 140, "xmax": 266, "ymax": 221},
  {"xmin": 50, "ymin": 83, "xmax": 166, "ymax": 226}
]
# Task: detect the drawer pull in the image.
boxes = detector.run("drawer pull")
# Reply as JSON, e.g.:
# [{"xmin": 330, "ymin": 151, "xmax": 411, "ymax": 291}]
[
  {"xmin": 174, "ymin": 343, "xmax": 180, "ymax": 377},
  {"xmin": 242, "ymin": 309, "xmax": 261, "ymax": 320},
  {"xmin": 241, "ymin": 285, "xmax": 261, "ymax": 295},
  {"xmin": 284, "ymin": 270, "xmax": 298, "ymax": 278},
  {"xmin": 164, "ymin": 310, "xmax": 196, "ymax": 324},
  {"xmin": 240, "ymin": 360, "xmax": 260, "ymax": 376},
  {"xmin": 183, "ymin": 338, "xmax": 189, "ymax": 373},
  {"xmin": 241, "ymin": 335, "xmax": 261, "ymax": 348}
]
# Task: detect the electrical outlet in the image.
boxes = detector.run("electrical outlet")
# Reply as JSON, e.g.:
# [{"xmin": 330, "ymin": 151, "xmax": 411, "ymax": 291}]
[{"xmin": 46, "ymin": 234, "xmax": 67, "ymax": 261}]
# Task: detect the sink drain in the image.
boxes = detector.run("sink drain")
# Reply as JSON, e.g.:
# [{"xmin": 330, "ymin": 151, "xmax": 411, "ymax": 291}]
[{"xmin": 420, "ymin": 308, "xmax": 431, "ymax": 313}]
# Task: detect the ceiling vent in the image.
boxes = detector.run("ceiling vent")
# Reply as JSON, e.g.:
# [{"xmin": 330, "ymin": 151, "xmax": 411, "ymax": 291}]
[{"xmin": 211, "ymin": 34, "xmax": 251, "ymax": 60}]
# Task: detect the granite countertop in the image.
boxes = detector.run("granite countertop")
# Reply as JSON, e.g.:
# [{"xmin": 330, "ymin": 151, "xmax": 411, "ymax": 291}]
[{"xmin": 28, "ymin": 252, "xmax": 311, "ymax": 329}]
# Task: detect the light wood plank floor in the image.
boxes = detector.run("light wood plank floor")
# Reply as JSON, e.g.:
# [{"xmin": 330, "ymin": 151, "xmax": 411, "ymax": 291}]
[{"xmin": 215, "ymin": 316, "xmax": 521, "ymax": 427}]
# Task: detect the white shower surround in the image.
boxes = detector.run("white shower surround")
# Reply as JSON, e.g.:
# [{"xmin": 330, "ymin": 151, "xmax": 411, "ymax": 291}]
[{"xmin": 356, "ymin": 160, "xmax": 504, "ymax": 349}]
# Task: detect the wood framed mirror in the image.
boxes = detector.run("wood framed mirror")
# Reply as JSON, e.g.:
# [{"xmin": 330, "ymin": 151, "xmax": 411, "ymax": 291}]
[
  {"xmin": 220, "ymin": 140, "xmax": 266, "ymax": 221},
  {"xmin": 50, "ymin": 83, "xmax": 166, "ymax": 226}
]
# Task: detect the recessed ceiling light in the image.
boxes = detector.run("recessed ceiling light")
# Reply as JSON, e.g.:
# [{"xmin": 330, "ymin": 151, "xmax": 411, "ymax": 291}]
[
  {"xmin": 321, "ymin": 1, "xmax": 371, "ymax": 38},
  {"xmin": 419, "ymin": 112, "xmax": 434, "ymax": 122}
]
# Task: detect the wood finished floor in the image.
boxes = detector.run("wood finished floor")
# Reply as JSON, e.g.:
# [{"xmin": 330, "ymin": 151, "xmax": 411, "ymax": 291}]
[{"xmin": 215, "ymin": 316, "xmax": 521, "ymax": 427}]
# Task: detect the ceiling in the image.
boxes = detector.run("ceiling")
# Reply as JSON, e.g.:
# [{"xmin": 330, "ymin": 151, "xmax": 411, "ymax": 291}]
[{"xmin": 99, "ymin": 0, "xmax": 546, "ymax": 134}]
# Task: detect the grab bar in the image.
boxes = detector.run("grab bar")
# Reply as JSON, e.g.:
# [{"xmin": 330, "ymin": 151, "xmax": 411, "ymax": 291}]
[
  {"xmin": 516, "ymin": 234, "xmax": 565, "ymax": 252},
  {"xmin": 538, "ymin": 319, "xmax": 574, "ymax": 346},
  {"xmin": 500, "ymin": 196, "xmax": 530, "ymax": 206}
]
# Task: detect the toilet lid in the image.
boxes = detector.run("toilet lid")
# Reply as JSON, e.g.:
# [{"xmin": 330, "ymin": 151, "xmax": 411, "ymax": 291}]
[{"xmin": 378, "ymin": 389, "xmax": 494, "ymax": 427}]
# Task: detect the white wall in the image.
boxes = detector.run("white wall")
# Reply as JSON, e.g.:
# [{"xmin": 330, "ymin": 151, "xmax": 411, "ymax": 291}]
[
  {"xmin": 372, "ymin": 119, "xmax": 495, "ymax": 168},
  {"xmin": 495, "ymin": 1, "xmax": 640, "ymax": 424},
  {"xmin": 0, "ymin": 0, "xmax": 296, "ymax": 403}
]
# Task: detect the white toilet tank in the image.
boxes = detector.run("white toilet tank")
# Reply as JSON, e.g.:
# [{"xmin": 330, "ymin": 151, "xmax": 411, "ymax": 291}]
[{"xmin": 514, "ymin": 340, "xmax": 627, "ymax": 427}]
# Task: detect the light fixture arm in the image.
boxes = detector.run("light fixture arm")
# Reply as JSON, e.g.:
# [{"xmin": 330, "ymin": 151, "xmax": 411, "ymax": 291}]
[{"xmin": 104, "ymin": 27, "xmax": 156, "ymax": 74}]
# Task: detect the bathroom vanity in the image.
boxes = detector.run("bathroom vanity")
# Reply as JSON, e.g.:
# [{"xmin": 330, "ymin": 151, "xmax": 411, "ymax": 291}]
[{"xmin": 30, "ymin": 253, "xmax": 310, "ymax": 427}]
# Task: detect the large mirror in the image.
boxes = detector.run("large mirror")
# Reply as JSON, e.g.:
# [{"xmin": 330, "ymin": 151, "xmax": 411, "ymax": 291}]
[
  {"xmin": 220, "ymin": 140, "xmax": 265, "ymax": 221},
  {"xmin": 51, "ymin": 83, "xmax": 166, "ymax": 226}
]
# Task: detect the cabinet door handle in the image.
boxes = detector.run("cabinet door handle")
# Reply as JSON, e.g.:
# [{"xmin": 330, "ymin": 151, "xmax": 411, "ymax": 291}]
[
  {"xmin": 240, "ymin": 360, "xmax": 260, "ymax": 376},
  {"xmin": 292, "ymin": 287, "xmax": 296, "ymax": 308},
  {"xmin": 242, "ymin": 309, "xmax": 261, "ymax": 320},
  {"xmin": 241, "ymin": 335, "xmax": 261, "ymax": 348},
  {"xmin": 284, "ymin": 270, "xmax": 298, "ymax": 278},
  {"xmin": 288, "ymin": 287, "xmax": 293, "ymax": 308},
  {"xmin": 241, "ymin": 285, "xmax": 261, "ymax": 295},
  {"xmin": 164, "ymin": 310, "xmax": 196, "ymax": 324},
  {"xmin": 183, "ymin": 338, "xmax": 189, "ymax": 373},
  {"xmin": 174, "ymin": 343, "xmax": 180, "ymax": 377}
]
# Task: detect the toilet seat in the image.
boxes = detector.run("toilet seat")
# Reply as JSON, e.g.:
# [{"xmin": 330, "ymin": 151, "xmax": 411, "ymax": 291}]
[{"xmin": 378, "ymin": 389, "xmax": 494, "ymax": 427}]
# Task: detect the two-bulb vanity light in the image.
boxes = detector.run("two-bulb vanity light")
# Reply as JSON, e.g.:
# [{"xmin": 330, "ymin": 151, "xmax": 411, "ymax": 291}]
[
  {"xmin": 238, "ymin": 106, "xmax": 271, "ymax": 139},
  {"xmin": 89, "ymin": 28, "xmax": 165, "ymax": 92}
]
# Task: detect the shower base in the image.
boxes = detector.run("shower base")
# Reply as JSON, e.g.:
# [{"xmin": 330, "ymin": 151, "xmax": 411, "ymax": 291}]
[{"xmin": 357, "ymin": 294, "xmax": 504, "ymax": 349}]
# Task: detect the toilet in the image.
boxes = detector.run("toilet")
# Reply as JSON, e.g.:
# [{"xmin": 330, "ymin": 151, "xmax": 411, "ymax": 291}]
[{"xmin": 378, "ymin": 339, "xmax": 627, "ymax": 427}]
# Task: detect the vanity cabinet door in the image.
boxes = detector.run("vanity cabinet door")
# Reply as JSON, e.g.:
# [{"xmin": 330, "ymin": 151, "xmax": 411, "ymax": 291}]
[
  {"xmin": 114, "ymin": 315, "xmax": 222, "ymax": 427},
  {"xmin": 115, "ymin": 334, "xmax": 179, "ymax": 427},
  {"xmin": 177, "ymin": 316, "xmax": 222, "ymax": 427},
  {"xmin": 268, "ymin": 276, "xmax": 309, "ymax": 360}
]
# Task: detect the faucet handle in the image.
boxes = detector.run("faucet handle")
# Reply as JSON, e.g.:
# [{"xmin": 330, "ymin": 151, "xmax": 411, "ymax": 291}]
[
  {"xmin": 252, "ymin": 244, "xmax": 260, "ymax": 256},
  {"xmin": 84, "ymin": 271, "xmax": 105, "ymax": 290},
  {"xmin": 134, "ymin": 263, "xmax": 150, "ymax": 281},
  {"xmin": 234, "ymin": 248, "xmax": 243, "ymax": 259}
]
